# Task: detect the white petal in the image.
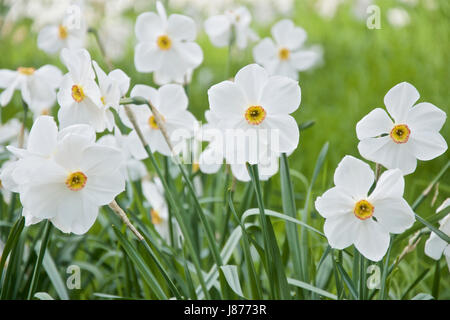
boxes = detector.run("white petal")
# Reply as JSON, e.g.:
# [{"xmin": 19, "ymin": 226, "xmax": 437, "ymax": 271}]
[
  {"xmin": 135, "ymin": 12, "xmax": 163, "ymax": 43},
  {"xmin": 134, "ymin": 42, "xmax": 164, "ymax": 73},
  {"xmin": 230, "ymin": 163, "xmax": 251, "ymax": 182},
  {"xmin": 234, "ymin": 64, "xmax": 268, "ymax": 104},
  {"xmin": 384, "ymin": 82, "xmax": 419, "ymax": 122},
  {"xmin": 53, "ymin": 133, "xmax": 91, "ymax": 171},
  {"xmin": 253, "ymin": 38, "xmax": 277, "ymax": 64},
  {"xmin": 81, "ymin": 145, "xmax": 123, "ymax": 176},
  {"xmin": 407, "ymin": 102, "xmax": 447, "ymax": 133},
  {"xmin": 199, "ymin": 146, "xmax": 223, "ymax": 174},
  {"xmin": 271, "ymin": 19, "xmax": 306, "ymax": 50},
  {"xmin": 323, "ymin": 214, "xmax": 359, "ymax": 249},
  {"xmin": 354, "ymin": 220, "xmax": 390, "ymax": 261},
  {"xmin": 357, "ymin": 136, "xmax": 418, "ymax": 175},
  {"xmin": 35, "ymin": 65, "xmax": 63, "ymax": 88},
  {"xmin": 0, "ymin": 69, "xmax": 18, "ymax": 88},
  {"xmin": 409, "ymin": 130, "xmax": 447, "ymax": 161},
  {"xmin": 174, "ymin": 41, "xmax": 203, "ymax": 69},
  {"xmin": 27, "ymin": 115, "xmax": 58, "ymax": 157},
  {"xmin": 369, "ymin": 168, "xmax": 404, "ymax": 200},
  {"xmin": 315, "ymin": 186, "xmax": 355, "ymax": 219},
  {"xmin": 289, "ymin": 48, "xmax": 320, "ymax": 71},
  {"xmin": 371, "ymin": 197, "xmax": 415, "ymax": 233},
  {"xmin": 0, "ymin": 75, "xmax": 20, "ymax": 106},
  {"xmin": 109, "ymin": 69, "xmax": 130, "ymax": 96},
  {"xmin": 424, "ymin": 232, "xmax": 446, "ymax": 260},
  {"xmin": 58, "ymin": 124, "xmax": 96, "ymax": 143},
  {"xmin": 167, "ymin": 14, "xmax": 196, "ymax": 41},
  {"xmin": 204, "ymin": 15, "xmax": 231, "ymax": 47},
  {"xmin": 263, "ymin": 114, "xmax": 299, "ymax": 154},
  {"xmin": 260, "ymin": 75, "xmax": 301, "ymax": 114},
  {"xmin": 356, "ymin": 108, "xmax": 393, "ymax": 140},
  {"xmin": 126, "ymin": 130, "xmax": 148, "ymax": 160},
  {"xmin": 158, "ymin": 84, "xmax": 188, "ymax": 116},
  {"xmin": 83, "ymin": 171, "xmax": 125, "ymax": 205},
  {"xmin": 208, "ymin": 80, "xmax": 246, "ymax": 120},
  {"xmin": 37, "ymin": 26, "xmax": 62, "ymax": 54},
  {"xmin": 333, "ymin": 155, "xmax": 374, "ymax": 198}
]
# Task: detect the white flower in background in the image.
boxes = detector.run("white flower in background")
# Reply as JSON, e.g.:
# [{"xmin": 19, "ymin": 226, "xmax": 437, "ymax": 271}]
[
  {"xmin": 315, "ymin": 156, "xmax": 415, "ymax": 261},
  {"xmin": 0, "ymin": 160, "xmax": 16, "ymax": 204},
  {"xmin": 253, "ymin": 19, "xmax": 321, "ymax": 80},
  {"xmin": 98, "ymin": 16, "xmax": 133, "ymax": 61},
  {"xmin": 120, "ymin": 84, "xmax": 197, "ymax": 157},
  {"xmin": 352, "ymin": 0, "xmax": 373, "ymax": 20},
  {"xmin": 387, "ymin": 8, "xmax": 411, "ymax": 28},
  {"xmin": 2, "ymin": 116, "xmax": 125, "ymax": 234},
  {"xmin": 142, "ymin": 177, "xmax": 182, "ymax": 244},
  {"xmin": 0, "ymin": 118, "xmax": 23, "ymax": 152},
  {"xmin": 315, "ymin": 0, "xmax": 345, "ymax": 19},
  {"xmin": 425, "ymin": 198, "xmax": 450, "ymax": 271},
  {"xmin": 207, "ymin": 64, "xmax": 301, "ymax": 165},
  {"xmin": 204, "ymin": 6, "xmax": 258, "ymax": 49},
  {"xmin": 0, "ymin": 65, "xmax": 62, "ymax": 115},
  {"xmin": 134, "ymin": 1, "xmax": 203, "ymax": 85},
  {"xmin": 356, "ymin": 82, "xmax": 447, "ymax": 175},
  {"xmin": 92, "ymin": 61, "xmax": 130, "ymax": 130},
  {"xmin": 97, "ymin": 129, "xmax": 146, "ymax": 182},
  {"xmin": 37, "ymin": 3, "xmax": 86, "ymax": 54},
  {"xmin": 57, "ymin": 48, "xmax": 110, "ymax": 132}
]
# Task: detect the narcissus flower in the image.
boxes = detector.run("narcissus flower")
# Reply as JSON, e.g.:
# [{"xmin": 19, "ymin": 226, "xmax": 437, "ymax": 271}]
[
  {"xmin": 92, "ymin": 61, "xmax": 130, "ymax": 130},
  {"xmin": 37, "ymin": 7, "xmax": 86, "ymax": 54},
  {"xmin": 134, "ymin": 1, "xmax": 203, "ymax": 85},
  {"xmin": 357, "ymin": 82, "xmax": 447, "ymax": 175},
  {"xmin": 0, "ymin": 65, "xmax": 62, "ymax": 115},
  {"xmin": 57, "ymin": 48, "xmax": 108, "ymax": 132},
  {"xmin": 0, "ymin": 118, "xmax": 23, "ymax": 152},
  {"xmin": 120, "ymin": 84, "xmax": 197, "ymax": 157},
  {"xmin": 424, "ymin": 199, "xmax": 450, "ymax": 271},
  {"xmin": 204, "ymin": 6, "xmax": 258, "ymax": 49},
  {"xmin": 315, "ymin": 155, "xmax": 415, "ymax": 261},
  {"xmin": 207, "ymin": 63, "xmax": 301, "ymax": 165},
  {"xmin": 2, "ymin": 116, "xmax": 125, "ymax": 234},
  {"xmin": 253, "ymin": 19, "xmax": 321, "ymax": 80}
]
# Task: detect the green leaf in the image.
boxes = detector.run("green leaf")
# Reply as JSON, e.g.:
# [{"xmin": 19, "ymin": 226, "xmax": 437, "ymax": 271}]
[
  {"xmin": 34, "ymin": 292, "xmax": 55, "ymax": 300},
  {"xmin": 220, "ymin": 265, "xmax": 245, "ymax": 298},
  {"xmin": 39, "ymin": 248, "xmax": 69, "ymax": 300},
  {"xmin": 411, "ymin": 293, "xmax": 434, "ymax": 300},
  {"xmin": 287, "ymin": 278, "xmax": 337, "ymax": 300}
]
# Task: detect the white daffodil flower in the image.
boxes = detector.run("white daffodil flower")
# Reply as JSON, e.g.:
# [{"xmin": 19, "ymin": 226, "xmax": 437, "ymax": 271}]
[
  {"xmin": 424, "ymin": 199, "xmax": 450, "ymax": 271},
  {"xmin": 92, "ymin": 61, "xmax": 130, "ymax": 131},
  {"xmin": 207, "ymin": 63, "xmax": 301, "ymax": 166},
  {"xmin": 142, "ymin": 177, "xmax": 182, "ymax": 244},
  {"xmin": 253, "ymin": 19, "xmax": 321, "ymax": 80},
  {"xmin": 97, "ymin": 129, "xmax": 146, "ymax": 182},
  {"xmin": 204, "ymin": 6, "xmax": 258, "ymax": 49},
  {"xmin": 0, "ymin": 65, "xmax": 62, "ymax": 115},
  {"xmin": 2, "ymin": 116, "xmax": 125, "ymax": 234},
  {"xmin": 57, "ymin": 48, "xmax": 109, "ymax": 132},
  {"xmin": 37, "ymin": 6, "xmax": 86, "ymax": 54},
  {"xmin": 315, "ymin": 155, "xmax": 415, "ymax": 261},
  {"xmin": 356, "ymin": 82, "xmax": 447, "ymax": 175},
  {"xmin": 0, "ymin": 118, "xmax": 23, "ymax": 152},
  {"xmin": 120, "ymin": 84, "xmax": 197, "ymax": 157},
  {"xmin": 134, "ymin": 1, "xmax": 203, "ymax": 85}
]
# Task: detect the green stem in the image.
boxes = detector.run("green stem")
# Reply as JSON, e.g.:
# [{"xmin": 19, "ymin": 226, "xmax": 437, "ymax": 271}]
[{"xmin": 27, "ymin": 220, "xmax": 52, "ymax": 300}]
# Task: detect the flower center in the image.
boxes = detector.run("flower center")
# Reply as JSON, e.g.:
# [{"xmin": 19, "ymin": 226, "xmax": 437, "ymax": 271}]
[
  {"xmin": 148, "ymin": 114, "xmax": 165, "ymax": 130},
  {"xmin": 65, "ymin": 171, "xmax": 87, "ymax": 191},
  {"xmin": 151, "ymin": 209, "xmax": 163, "ymax": 225},
  {"xmin": 157, "ymin": 35, "xmax": 172, "ymax": 50},
  {"xmin": 17, "ymin": 67, "xmax": 35, "ymax": 75},
  {"xmin": 278, "ymin": 47, "xmax": 290, "ymax": 60},
  {"xmin": 58, "ymin": 25, "xmax": 68, "ymax": 39},
  {"xmin": 353, "ymin": 199, "xmax": 374, "ymax": 220},
  {"xmin": 101, "ymin": 96, "xmax": 106, "ymax": 105},
  {"xmin": 71, "ymin": 85, "xmax": 85, "ymax": 103},
  {"xmin": 41, "ymin": 109, "xmax": 50, "ymax": 115},
  {"xmin": 245, "ymin": 105, "xmax": 266, "ymax": 125},
  {"xmin": 390, "ymin": 124, "xmax": 410, "ymax": 144}
]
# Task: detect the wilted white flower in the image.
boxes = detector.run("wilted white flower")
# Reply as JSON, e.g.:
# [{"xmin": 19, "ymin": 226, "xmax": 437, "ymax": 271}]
[
  {"xmin": 253, "ymin": 19, "xmax": 321, "ymax": 80},
  {"xmin": 357, "ymin": 82, "xmax": 447, "ymax": 175},
  {"xmin": 120, "ymin": 84, "xmax": 197, "ymax": 157},
  {"xmin": 0, "ymin": 65, "xmax": 62, "ymax": 115},
  {"xmin": 57, "ymin": 48, "xmax": 109, "ymax": 132},
  {"xmin": 37, "ymin": 4, "xmax": 86, "ymax": 54},
  {"xmin": 207, "ymin": 64, "xmax": 301, "ymax": 166},
  {"xmin": 315, "ymin": 156, "xmax": 415, "ymax": 261},
  {"xmin": 134, "ymin": 1, "xmax": 203, "ymax": 85},
  {"xmin": 387, "ymin": 7, "xmax": 411, "ymax": 28},
  {"xmin": 3, "ymin": 116, "xmax": 125, "ymax": 234},
  {"xmin": 204, "ymin": 6, "xmax": 258, "ymax": 49},
  {"xmin": 424, "ymin": 199, "xmax": 450, "ymax": 271}
]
